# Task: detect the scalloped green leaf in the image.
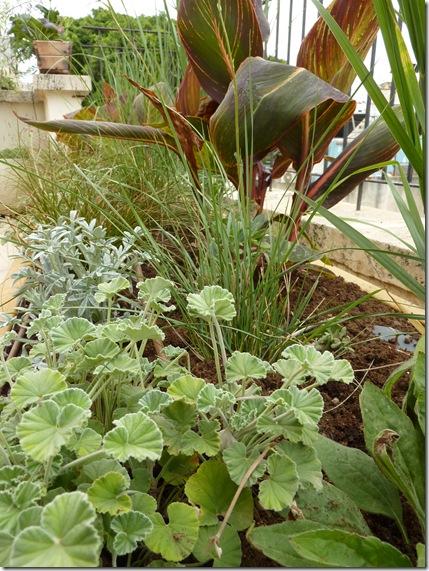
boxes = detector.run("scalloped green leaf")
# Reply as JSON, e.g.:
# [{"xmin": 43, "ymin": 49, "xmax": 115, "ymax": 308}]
[
  {"xmin": 274, "ymin": 440, "xmax": 322, "ymax": 490},
  {"xmin": 0, "ymin": 357, "xmax": 32, "ymax": 386},
  {"xmin": 268, "ymin": 386, "xmax": 324, "ymax": 425},
  {"xmin": 281, "ymin": 345, "xmax": 335, "ymax": 385},
  {"xmin": 258, "ymin": 454, "xmax": 299, "ymax": 512},
  {"xmin": 17, "ymin": 400, "xmax": 91, "ymax": 462},
  {"xmin": 0, "ymin": 492, "xmax": 22, "ymax": 533},
  {"xmin": 50, "ymin": 387, "xmax": 92, "ymax": 410},
  {"xmin": 167, "ymin": 375, "xmax": 206, "ymax": 404},
  {"xmin": 94, "ymin": 354, "xmax": 144, "ymax": 375},
  {"xmin": 329, "ymin": 359, "xmax": 354, "ymax": 383},
  {"xmin": 0, "ymin": 466, "xmax": 26, "ymax": 488},
  {"xmin": 87, "ymin": 472, "xmax": 132, "ymax": 516},
  {"xmin": 222, "ymin": 441, "xmax": 266, "ymax": 487},
  {"xmin": 97, "ymin": 276, "xmax": 130, "ymax": 298},
  {"xmin": 185, "ymin": 459, "xmax": 253, "ymax": 530},
  {"xmin": 111, "ymin": 510, "xmax": 153, "ymax": 556},
  {"xmin": 104, "ymin": 412, "xmax": 163, "ymax": 462},
  {"xmin": 153, "ymin": 400, "xmax": 198, "ymax": 456},
  {"xmin": 139, "ymin": 389, "xmax": 174, "ymax": 413},
  {"xmin": 137, "ymin": 276, "xmax": 174, "ymax": 313},
  {"xmin": 256, "ymin": 408, "xmax": 303, "ymax": 441},
  {"xmin": 225, "ymin": 351, "xmax": 272, "ymax": 382},
  {"xmin": 131, "ymin": 492, "xmax": 157, "ymax": 515},
  {"xmin": 181, "ymin": 419, "xmax": 221, "ymax": 456},
  {"xmin": 272, "ymin": 359, "xmax": 306, "ymax": 386},
  {"xmin": 187, "ymin": 286, "xmax": 236, "ymax": 322},
  {"xmin": 82, "ymin": 338, "xmax": 120, "ymax": 365},
  {"xmin": 17, "ymin": 505, "xmax": 43, "ymax": 532},
  {"xmin": 81, "ymin": 458, "xmax": 130, "ymax": 487},
  {"xmin": 68, "ymin": 428, "xmax": 103, "ymax": 457},
  {"xmin": 50, "ymin": 317, "xmax": 96, "ymax": 352},
  {"xmin": 197, "ymin": 384, "xmax": 235, "ymax": 413},
  {"xmin": 11, "ymin": 369, "xmax": 67, "ymax": 409},
  {"xmin": 10, "ymin": 491, "xmax": 101, "ymax": 567},
  {"xmin": 144, "ymin": 502, "xmax": 199, "ymax": 562},
  {"xmin": 117, "ymin": 317, "xmax": 165, "ymax": 343}
]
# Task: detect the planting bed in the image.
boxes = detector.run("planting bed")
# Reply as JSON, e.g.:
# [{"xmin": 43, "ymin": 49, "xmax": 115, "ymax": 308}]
[{"xmin": 141, "ymin": 267, "xmax": 422, "ymax": 566}]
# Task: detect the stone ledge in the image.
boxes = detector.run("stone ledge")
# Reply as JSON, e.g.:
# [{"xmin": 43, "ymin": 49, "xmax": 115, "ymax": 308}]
[{"xmin": 33, "ymin": 74, "xmax": 92, "ymax": 97}]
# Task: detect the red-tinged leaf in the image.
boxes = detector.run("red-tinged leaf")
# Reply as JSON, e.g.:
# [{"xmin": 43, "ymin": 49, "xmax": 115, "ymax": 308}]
[
  {"xmin": 277, "ymin": 98, "xmax": 356, "ymax": 172},
  {"xmin": 210, "ymin": 57, "xmax": 355, "ymax": 172},
  {"xmin": 16, "ymin": 114, "xmax": 180, "ymax": 154},
  {"xmin": 307, "ymin": 106, "xmax": 404, "ymax": 208},
  {"xmin": 126, "ymin": 77, "xmax": 204, "ymax": 179},
  {"xmin": 175, "ymin": 62, "xmax": 202, "ymax": 116},
  {"xmin": 272, "ymin": 155, "xmax": 293, "ymax": 180},
  {"xmin": 177, "ymin": 0, "xmax": 263, "ymax": 103},
  {"xmin": 103, "ymin": 82, "xmax": 117, "ymax": 101},
  {"xmin": 297, "ymin": 0, "xmax": 379, "ymax": 92}
]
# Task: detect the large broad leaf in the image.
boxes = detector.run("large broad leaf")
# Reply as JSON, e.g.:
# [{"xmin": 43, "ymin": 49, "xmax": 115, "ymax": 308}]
[
  {"xmin": 10, "ymin": 491, "xmax": 101, "ymax": 567},
  {"xmin": 294, "ymin": 480, "xmax": 371, "ymax": 535},
  {"xmin": 360, "ymin": 382, "xmax": 425, "ymax": 528},
  {"xmin": 247, "ymin": 520, "xmax": 341, "ymax": 567},
  {"xmin": 289, "ymin": 529, "xmax": 412, "ymax": 567},
  {"xmin": 16, "ymin": 115, "xmax": 180, "ymax": 154},
  {"xmin": 308, "ymin": 106, "xmax": 404, "ymax": 208},
  {"xmin": 126, "ymin": 79, "xmax": 204, "ymax": 179},
  {"xmin": 313, "ymin": 434, "xmax": 405, "ymax": 531},
  {"xmin": 297, "ymin": 0, "xmax": 378, "ymax": 92},
  {"xmin": 210, "ymin": 57, "xmax": 355, "ymax": 173},
  {"xmin": 177, "ymin": 0, "xmax": 263, "ymax": 103},
  {"xmin": 175, "ymin": 62, "xmax": 202, "ymax": 116}
]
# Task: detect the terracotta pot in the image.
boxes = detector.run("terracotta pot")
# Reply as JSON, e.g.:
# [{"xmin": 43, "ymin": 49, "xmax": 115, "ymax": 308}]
[{"xmin": 33, "ymin": 40, "xmax": 72, "ymax": 74}]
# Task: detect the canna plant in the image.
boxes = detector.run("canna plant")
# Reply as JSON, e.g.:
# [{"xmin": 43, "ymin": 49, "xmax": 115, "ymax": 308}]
[{"xmin": 17, "ymin": 0, "xmax": 403, "ymax": 228}]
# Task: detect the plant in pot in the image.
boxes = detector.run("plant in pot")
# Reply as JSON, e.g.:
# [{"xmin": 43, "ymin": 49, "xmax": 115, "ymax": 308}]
[{"xmin": 8, "ymin": 4, "xmax": 72, "ymax": 74}]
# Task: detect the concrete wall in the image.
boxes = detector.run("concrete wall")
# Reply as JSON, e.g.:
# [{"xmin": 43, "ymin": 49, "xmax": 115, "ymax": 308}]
[{"xmin": 0, "ymin": 74, "xmax": 92, "ymax": 152}]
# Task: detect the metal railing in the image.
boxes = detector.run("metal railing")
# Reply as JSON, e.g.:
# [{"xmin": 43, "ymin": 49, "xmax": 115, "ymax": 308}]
[{"xmin": 266, "ymin": 0, "xmax": 418, "ymax": 210}]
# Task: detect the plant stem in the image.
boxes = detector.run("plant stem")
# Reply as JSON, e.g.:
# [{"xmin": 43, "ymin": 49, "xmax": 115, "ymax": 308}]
[
  {"xmin": 211, "ymin": 444, "xmax": 274, "ymax": 550},
  {"xmin": 44, "ymin": 456, "xmax": 53, "ymax": 488},
  {"xmin": 213, "ymin": 316, "xmax": 228, "ymax": 369},
  {"xmin": 208, "ymin": 321, "xmax": 223, "ymax": 386},
  {"xmin": 59, "ymin": 449, "xmax": 106, "ymax": 473}
]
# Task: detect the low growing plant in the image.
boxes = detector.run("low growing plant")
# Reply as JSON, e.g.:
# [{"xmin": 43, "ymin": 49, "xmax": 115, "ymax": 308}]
[{"xmin": 0, "ymin": 278, "xmax": 359, "ymax": 567}]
